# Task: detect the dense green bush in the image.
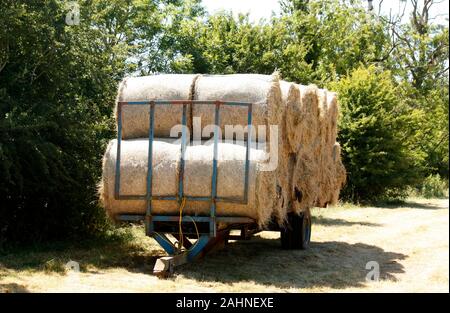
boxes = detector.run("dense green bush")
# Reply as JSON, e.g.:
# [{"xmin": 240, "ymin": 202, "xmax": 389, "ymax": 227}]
[
  {"xmin": 419, "ymin": 175, "xmax": 449, "ymax": 199},
  {"xmin": 331, "ymin": 66, "xmax": 422, "ymax": 202},
  {"xmin": 0, "ymin": 1, "xmax": 115, "ymax": 247},
  {"xmin": 0, "ymin": 0, "xmax": 199, "ymax": 247}
]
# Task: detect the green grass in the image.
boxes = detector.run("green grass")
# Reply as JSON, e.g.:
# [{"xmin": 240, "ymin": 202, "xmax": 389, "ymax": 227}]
[
  {"xmin": 1, "ymin": 198, "xmax": 448, "ymax": 292},
  {"xmin": 0, "ymin": 224, "xmax": 155, "ymax": 275}
]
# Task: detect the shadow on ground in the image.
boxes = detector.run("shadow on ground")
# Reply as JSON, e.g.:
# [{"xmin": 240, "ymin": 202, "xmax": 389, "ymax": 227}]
[
  {"xmin": 0, "ymin": 283, "xmax": 30, "ymax": 293},
  {"xmin": 374, "ymin": 199, "xmax": 448, "ymax": 210},
  {"xmin": 0, "ymin": 239, "xmax": 162, "ymax": 275},
  {"xmin": 312, "ymin": 216, "xmax": 381, "ymax": 227},
  {"xmin": 0, "ymin": 215, "xmax": 408, "ymax": 290},
  {"xmin": 177, "ymin": 235, "xmax": 406, "ymax": 289}
]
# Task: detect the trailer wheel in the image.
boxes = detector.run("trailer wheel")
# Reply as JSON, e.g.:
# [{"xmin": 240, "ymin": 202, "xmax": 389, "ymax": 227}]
[{"xmin": 281, "ymin": 209, "xmax": 311, "ymax": 250}]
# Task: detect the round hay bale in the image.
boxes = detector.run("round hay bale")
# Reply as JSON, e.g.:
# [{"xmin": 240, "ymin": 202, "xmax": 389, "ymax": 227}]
[
  {"xmin": 99, "ymin": 138, "xmax": 278, "ymax": 227},
  {"xmin": 330, "ymin": 142, "xmax": 347, "ymax": 204},
  {"xmin": 103, "ymin": 74, "xmax": 347, "ymax": 226},
  {"xmin": 284, "ymin": 83, "xmax": 301, "ymax": 153},
  {"xmin": 327, "ymin": 92, "xmax": 339, "ymax": 145},
  {"xmin": 192, "ymin": 73, "xmax": 284, "ymax": 223},
  {"xmin": 291, "ymin": 146, "xmax": 321, "ymax": 214},
  {"xmin": 269, "ymin": 80, "xmax": 297, "ymax": 224},
  {"xmin": 114, "ymin": 74, "xmax": 199, "ymax": 139},
  {"xmin": 192, "ymin": 73, "xmax": 282, "ymax": 143}
]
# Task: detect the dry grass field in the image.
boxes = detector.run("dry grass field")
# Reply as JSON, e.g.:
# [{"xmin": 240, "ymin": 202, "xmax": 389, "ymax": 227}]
[{"xmin": 0, "ymin": 197, "xmax": 448, "ymax": 293}]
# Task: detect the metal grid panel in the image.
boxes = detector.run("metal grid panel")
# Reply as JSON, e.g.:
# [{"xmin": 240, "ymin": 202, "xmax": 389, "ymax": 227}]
[{"xmin": 114, "ymin": 100, "xmax": 254, "ymax": 237}]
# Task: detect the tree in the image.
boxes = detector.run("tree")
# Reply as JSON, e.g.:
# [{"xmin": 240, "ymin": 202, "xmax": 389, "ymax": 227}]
[
  {"xmin": 0, "ymin": 0, "xmax": 164, "ymax": 246},
  {"xmin": 135, "ymin": 0, "xmax": 206, "ymax": 74},
  {"xmin": 331, "ymin": 65, "xmax": 422, "ymax": 202},
  {"xmin": 279, "ymin": 0, "xmax": 390, "ymax": 84},
  {"xmin": 164, "ymin": 0, "xmax": 390, "ymax": 85},
  {"xmin": 379, "ymin": 0, "xmax": 449, "ymax": 177}
]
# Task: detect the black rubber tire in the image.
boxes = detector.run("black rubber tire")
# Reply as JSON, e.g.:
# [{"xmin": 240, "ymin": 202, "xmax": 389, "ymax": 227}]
[
  {"xmin": 300, "ymin": 211, "xmax": 311, "ymax": 250},
  {"xmin": 280, "ymin": 210, "xmax": 311, "ymax": 250}
]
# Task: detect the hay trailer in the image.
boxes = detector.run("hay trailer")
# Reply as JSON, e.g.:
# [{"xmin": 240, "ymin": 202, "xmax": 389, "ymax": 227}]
[{"xmin": 114, "ymin": 99, "xmax": 311, "ymax": 276}]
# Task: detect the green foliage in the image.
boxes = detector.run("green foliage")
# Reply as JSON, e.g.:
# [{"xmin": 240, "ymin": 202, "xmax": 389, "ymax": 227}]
[
  {"xmin": 0, "ymin": 1, "xmax": 102, "ymax": 245},
  {"xmin": 331, "ymin": 65, "xmax": 422, "ymax": 202},
  {"xmin": 163, "ymin": 0, "xmax": 389, "ymax": 85},
  {"xmin": 0, "ymin": 0, "xmax": 165, "ymax": 246},
  {"xmin": 135, "ymin": 0, "xmax": 205, "ymax": 74},
  {"xmin": 279, "ymin": 0, "xmax": 389, "ymax": 84},
  {"xmin": 386, "ymin": 9, "xmax": 449, "ymax": 179},
  {"xmin": 418, "ymin": 174, "xmax": 449, "ymax": 199}
]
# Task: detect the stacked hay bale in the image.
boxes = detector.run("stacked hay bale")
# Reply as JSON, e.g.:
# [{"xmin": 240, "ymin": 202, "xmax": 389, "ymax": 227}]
[
  {"xmin": 100, "ymin": 138, "xmax": 272, "ymax": 223},
  {"xmin": 283, "ymin": 83, "xmax": 346, "ymax": 211},
  {"xmin": 100, "ymin": 73, "xmax": 286, "ymax": 227},
  {"xmin": 99, "ymin": 73, "xmax": 346, "ymax": 227},
  {"xmin": 114, "ymin": 74, "xmax": 200, "ymax": 139},
  {"xmin": 192, "ymin": 74, "xmax": 288, "ymax": 225},
  {"xmin": 276, "ymin": 80, "xmax": 299, "ymax": 224},
  {"xmin": 285, "ymin": 84, "xmax": 321, "ymax": 213}
]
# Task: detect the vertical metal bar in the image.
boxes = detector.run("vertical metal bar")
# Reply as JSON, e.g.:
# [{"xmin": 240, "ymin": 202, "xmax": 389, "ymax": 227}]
[
  {"xmin": 114, "ymin": 102, "xmax": 123, "ymax": 199},
  {"xmin": 146, "ymin": 102, "xmax": 155, "ymax": 236},
  {"xmin": 210, "ymin": 102, "xmax": 220, "ymax": 237},
  {"xmin": 243, "ymin": 103, "xmax": 253, "ymax": 204},
  {"xmin": 178, "ymin": 104, "xmax": 187, "ymax": 202}
]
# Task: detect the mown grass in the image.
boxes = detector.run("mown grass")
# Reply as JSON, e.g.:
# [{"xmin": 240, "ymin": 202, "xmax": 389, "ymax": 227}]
[
  {"xmin": 1, "ymin": 198, "xmax": 447, "ymax": 292},
  {"xmin": 0, "ymin": 224, "xmax": 156, "ymax": 276},
  {"xmin": 0, "ymin": 198, "xmax": 432, "ymax": 276}
]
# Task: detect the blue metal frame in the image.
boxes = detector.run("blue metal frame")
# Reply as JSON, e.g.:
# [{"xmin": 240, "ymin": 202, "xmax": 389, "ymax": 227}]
[
  {"xmin": 115, "ymin": 100, "xmax": 254, "ymax": 239},
  {"xmin": 118, "ymin": 214, "xmax": 254, "ymax": 224},
  {"xmin": 152, "ymin": 233, "xmax": 211, "ymax": 260}
]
